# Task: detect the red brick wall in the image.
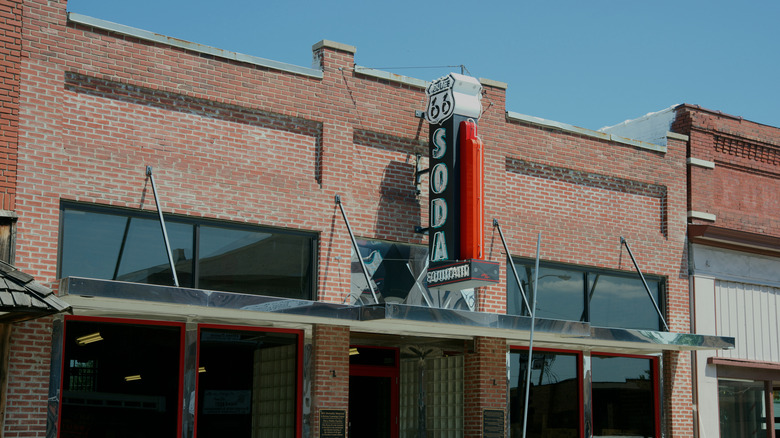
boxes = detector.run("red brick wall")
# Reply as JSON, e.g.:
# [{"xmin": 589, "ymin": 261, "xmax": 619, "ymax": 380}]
[
  {"xmin": 464, "ymin": 337, "xmax": 507, "ymax": 437},
  {"xmin": 0, "ymin": 0, "xmax": 21, "ymax": 211},
  {"xmin": 3, "ymin": 317, "xmax": 54, "ymax": 437},
  {"xmin": 674, "ymin": 105, "xmax": 780, "ymax": 238},
  {"xmin": 312, "ymin": 324, "xmax": 349, "ymax": 437}
]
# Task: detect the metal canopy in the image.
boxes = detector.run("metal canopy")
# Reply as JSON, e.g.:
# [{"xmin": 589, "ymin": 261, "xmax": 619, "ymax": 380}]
[{"xmin": 59, "ymin": 277, "xmax": 734, "ymax": 352}]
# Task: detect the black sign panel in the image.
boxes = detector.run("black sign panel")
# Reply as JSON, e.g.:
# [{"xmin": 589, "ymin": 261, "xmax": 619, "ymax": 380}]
[
  {"xmin": 428, "ymin": 114, "xmax": 468, "ymax": 263},
  {"xmin": 320, "ymin": 409, "xmax": 346, "ymax": 438},
  {"xmin": 483, "ymin": 409, "xmax": 505, "ymax": 438}
]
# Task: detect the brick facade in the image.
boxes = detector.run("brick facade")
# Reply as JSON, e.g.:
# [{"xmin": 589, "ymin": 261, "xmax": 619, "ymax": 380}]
[{"xmin": 0, "ymin": 0, "xmax": 739, "ymax": 436}]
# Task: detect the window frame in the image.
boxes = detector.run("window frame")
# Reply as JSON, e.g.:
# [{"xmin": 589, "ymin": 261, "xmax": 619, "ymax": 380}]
[
  {"xmin": 507, "ymin": 257, "xmax": 666, "ymax": 331},
  {"xmin": 195, "ymin": 323, "xmax": 304, "ymax": 438},
  {"xmin": 58, "ymin": 201, "xmax": 319, "ymax": 299},
  {"xmin": 59, "ymin": 315, "xmax": 187, "ymax": 438},
  {"xmin": 590, "ymin": 352, "xmax": 661, "ymax": 438},
  {"xmin": 509, "ymin": 346, "xmax": 585, "ymax": 438}
]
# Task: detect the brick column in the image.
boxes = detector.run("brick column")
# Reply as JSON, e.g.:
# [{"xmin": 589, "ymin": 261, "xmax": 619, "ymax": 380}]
[
  {"xmin": 312, "ymin": 324, "xmax": 350, "ymax": 437},
  {"xmin": 464, "ymin": 336, "xmax": 507, "ymax": 437}
]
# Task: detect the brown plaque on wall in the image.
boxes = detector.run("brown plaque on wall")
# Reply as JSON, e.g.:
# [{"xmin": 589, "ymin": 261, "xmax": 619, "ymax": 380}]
[
  {"xmin": 320, "ymin": 409, "xmax": 346, "ymax": 438},
  {"xmin": 483, "ymin": 409, "xmax": 505, "ymax": 438}
]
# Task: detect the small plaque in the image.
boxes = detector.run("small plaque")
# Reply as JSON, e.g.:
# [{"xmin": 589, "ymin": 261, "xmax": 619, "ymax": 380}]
[
  {"xmin": 320, "ymin": 409, "xmax": 346, "ymax": 438},
  {"xmin": 483, "ymin": 409, "xmax": 505, "ymax": 438}
]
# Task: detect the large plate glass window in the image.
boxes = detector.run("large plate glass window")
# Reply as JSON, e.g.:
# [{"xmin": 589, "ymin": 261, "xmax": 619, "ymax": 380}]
[
  {"xmin": 591, "ymin": 354, "xmax": 658, "ymax": 438},
  {"xmin": 509, "ymin": 348, "xmax": 581, "ymax": 438},
  {"xmin": 196, "ymin": 326, "xmax": 302, "ymax": 438},
  {"xmin": 60, "ymin": 317, "xmax": 184, "ymax": 438},
  {"xmin": 59, "ymin": 202, "xmax": 316, "ymax": 299},
  {"xmin": 507, "ymin": 259, "xmax": 665, "ymax": 331}
]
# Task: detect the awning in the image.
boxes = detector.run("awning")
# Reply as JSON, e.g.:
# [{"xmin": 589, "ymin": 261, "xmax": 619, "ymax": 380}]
[
  {"xmin": 0, "ymin": 261, "xmax": 71, "ymax": 323},
  {"xmin": 60, "ymin": 277, "xmax": 734, "ymax": 353}
]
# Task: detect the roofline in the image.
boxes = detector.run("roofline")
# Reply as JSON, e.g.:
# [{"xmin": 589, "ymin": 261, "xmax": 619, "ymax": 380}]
[{"xmin": 67, "ymin": 13, "xmax": 323, "ymax": 79}]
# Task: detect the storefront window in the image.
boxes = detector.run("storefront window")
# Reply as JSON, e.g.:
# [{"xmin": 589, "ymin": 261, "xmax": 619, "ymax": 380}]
[
  {"xmin": 592, "ymin": 355, "xmax": 657, "ymax": 438},
  {"xmin": 718, "ymin": 380, "xmax": 768, "ymax": 438},
  {"xmin": 507, "ymin": 259, "xmax": 665, "ymax": 331},
  {"xmin": 509, "ymin": 349, "xmax": 580, "ymax": 438},
  {"xmin": 59, "ymin": 202, "xmax": 316, "ymax": 299},
  {"xmin": 197, "ymin": 326, "xmax": 301, "ymax": 438},
  {"xmin": 60, "ymin": 318, "xmax": 184, "ymax": 438}
]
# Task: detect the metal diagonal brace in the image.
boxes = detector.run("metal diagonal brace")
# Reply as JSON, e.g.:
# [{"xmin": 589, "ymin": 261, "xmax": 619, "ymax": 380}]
[
  {"xmin": 145, "ymin": 166, "xmax": 179, "ymax": 287},
  {"xmin": 620, "ymin": 237, "xmax": 669, "ymax": 331},
  {"xmin": 493, "ymin": 219, "xmax": 532, "ymax": 315},
  {"xmin": 335, "ymin": 195, "xmax": 379, "ymax": 304}
]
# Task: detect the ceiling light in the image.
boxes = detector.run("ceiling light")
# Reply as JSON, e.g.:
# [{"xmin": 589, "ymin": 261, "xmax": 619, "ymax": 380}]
[
  {"xmin": 349, "ymin": 347, "xmax": 359, "ymax": 356},
  {"xmin": 198, "ymin": 367, "xmax": 206, "ymax": 373},
  {"xmin": 124, "ymin": 375, "xmax": 142, "ymax": 382},
  {"xmin": 76, "ymin": 332, "xmax": 103, "ymax": 345}
]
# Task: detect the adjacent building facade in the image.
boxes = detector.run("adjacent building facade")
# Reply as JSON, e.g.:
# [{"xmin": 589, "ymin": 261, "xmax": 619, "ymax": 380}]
[{"xmin": 8, "ymin": 0, "xmax": 779, "ymax": 437}]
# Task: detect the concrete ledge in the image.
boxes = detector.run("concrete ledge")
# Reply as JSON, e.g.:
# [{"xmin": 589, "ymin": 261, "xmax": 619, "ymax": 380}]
[
  {"xmin": 68, "ymin": 13, "xmax": 323, "ymax": 79},
  {"xmin": 479, "ymin": 78, "xmax": 507, "ymax": 89},
  {"xmin": 312, "ymin": 40, "xmax": 356, "ymax": 54},
  {"xmin": 689, "ymin": 211, "xmax": 717, "ymax": 222},
  {"xmin": 506, "ymin": 111, "xmax": 667, "ymax": 153},
  {"xmin": 353, "ymin": 65, "xmax": 428, "ymax": 89},
  {"xmin": 667, "ymin": 131, "xmax": 689, "ymax": 141},
  {"xmin": 687, "ymin": 157, "xmax": 715, "ymax": 169}
]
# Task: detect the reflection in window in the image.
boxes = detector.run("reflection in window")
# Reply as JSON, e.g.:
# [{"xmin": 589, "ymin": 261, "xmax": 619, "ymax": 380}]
[
  {"xmin": 350, "ymin": 239, "xmax": 475, "ymax": 309},
  {"xmin": 60, "ymin": 319, "xmax": 182, "ymax": 438},
  {"xmin": 59, "ymin": 203, "xmax": 316, "ymax": 299},
  {"xmin": 507, "ymin": 259, "xmax": 664, "ymax": 330},
  {"xmin": 718, "ymin": 380, "xmax": 767, "ymax": 438},
  {"xmin": 592, "ymin": 355, "xmax": 656, "ymax": 438},
  {"xmin": 509, "ymin": 350, "xmax": 580, "ymax": 438},
  {"xmin": 197, "ymin": 328, "xmax": 300, "ymax": 438}
]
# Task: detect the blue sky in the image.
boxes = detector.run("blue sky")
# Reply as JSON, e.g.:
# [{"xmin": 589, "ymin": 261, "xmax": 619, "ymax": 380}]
[{"xmin": 66, "ymin": 0, "xmax": 780, "ymax": 131}]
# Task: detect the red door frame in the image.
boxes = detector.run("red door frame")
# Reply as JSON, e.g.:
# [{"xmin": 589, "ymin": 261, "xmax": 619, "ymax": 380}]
[{"xmin": 349, "ymin": 345, "xmax": 400, "ymax": 438}]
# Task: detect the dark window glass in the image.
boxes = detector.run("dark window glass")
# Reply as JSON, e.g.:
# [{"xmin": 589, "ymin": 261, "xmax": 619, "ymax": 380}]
[
  {"xmin": 197, "ymin": 328, "xmax": 299, "ymax": 438},
  {"xmin": 508, "ymin": 260, "xmax": 665, "ymax": 331},
  {"xmin": 592, "ymin": 355, "xmax": 656, "ymax": 438},
  {"xmin": 589, "ymin": 275, "xmax": 661, "ymax": 330},
  {"xmin": 198, "ymin": 225, "xmax": 313, "ymax": 299},
  {"xmin": 59, "ymin": 203, "xmax": 316, "ymax": 299},
  {"xmin": 507, "ymin": 265, "xmax": 584, "ymax": 321},
  {"xmin": 718, "ymin": 380, "xmax": 767, "ymax": 438},
  {"xmin": 350, "ymin": 239, "xmax": 475, "ymax": 309},
  {"xmin": 509, "ymin": 350, "xmax": 580, "ymax": 438},
  {"xmin": 60, "ymin": 320, "xmax": 182, "ymax": 438}
]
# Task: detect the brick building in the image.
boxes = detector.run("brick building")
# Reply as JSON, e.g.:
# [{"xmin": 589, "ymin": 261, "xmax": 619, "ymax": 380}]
[
  {"xmin": 604, "ymin": 105, "xmax": 780, "ymax": 437},
  {"xmin": 0, "ymin": 0, "xmax": 743, "ymax": 437}
]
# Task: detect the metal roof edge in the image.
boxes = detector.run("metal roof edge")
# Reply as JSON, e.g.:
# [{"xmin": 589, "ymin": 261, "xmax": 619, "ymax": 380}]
[{"xmin": 507, "ymin": 111, "xmax": 667, "ymax": 153}]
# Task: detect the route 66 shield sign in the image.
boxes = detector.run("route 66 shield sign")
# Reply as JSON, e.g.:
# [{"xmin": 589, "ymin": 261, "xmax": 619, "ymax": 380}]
[{"xmin": 425, "ymin": 74, "xmax": 455, "ymax": 125}]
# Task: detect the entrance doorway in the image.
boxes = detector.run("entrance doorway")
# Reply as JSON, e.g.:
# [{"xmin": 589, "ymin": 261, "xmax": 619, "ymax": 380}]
[{"xmin": 349, "ymin": 346, "xmax": 399, "ymax": 438}]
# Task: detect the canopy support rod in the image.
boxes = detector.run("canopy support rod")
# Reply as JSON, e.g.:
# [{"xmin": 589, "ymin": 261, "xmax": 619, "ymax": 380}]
[
  {"xmin": 522, "ymin": 232, "xmax": 542, "ymax": 438},
  {"xmin": 493, "ymin": 219, "xmax": 532, "ymax": 315},
  {"xmin": 336, "ymin": 195, "xmax": 378, "ymax": 304},
  {"xmin": 146, "ymin": 166, "xmax": 179, "ymax": 287},
  {"xmin": 620, "ymin": 237, "xmax": 668, "ymax": 331}
]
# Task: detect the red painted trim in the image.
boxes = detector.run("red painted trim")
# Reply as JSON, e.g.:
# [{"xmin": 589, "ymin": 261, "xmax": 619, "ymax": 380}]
[
  {"xmin": 59, "ymin": 316, "xmax": 186, "ymax": 438},
  {"xmin": 592, "ymin": 352, "xmax": 661, "ymax": 438},
  {"xmin": 459, "ymin": 119, "xmax": 484, "ymax": 260},
  {"xmin": 195, "ymin": 324, "xmax": 304, "ymax": 438},
  {"xmin": 349, "ymin": 345, "xmax": 400, "ymax": 438}
]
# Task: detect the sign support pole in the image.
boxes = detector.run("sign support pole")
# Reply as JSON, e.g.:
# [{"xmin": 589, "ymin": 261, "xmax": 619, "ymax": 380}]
[
  {"xmin": 620, "ymin": 237, "xmax": 669, "ymax": 331},
  {"xmin": 492, "ymin": 219, "xmax": 532, "ymax": 315}
]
